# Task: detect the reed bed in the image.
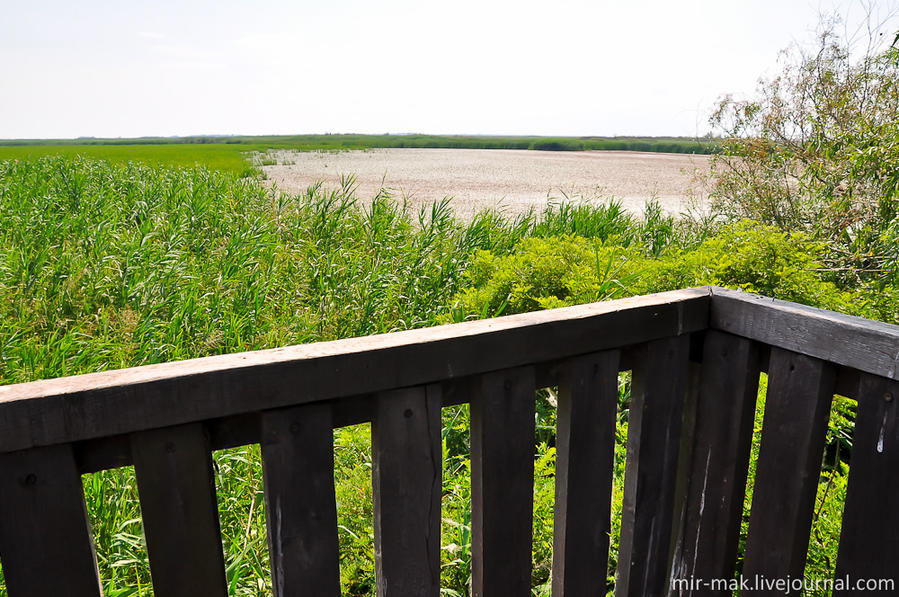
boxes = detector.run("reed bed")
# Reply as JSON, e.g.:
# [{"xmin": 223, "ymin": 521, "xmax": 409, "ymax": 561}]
[{"xmin": 0, "ymin": 156, "xmax": 847, "ymax": 596}]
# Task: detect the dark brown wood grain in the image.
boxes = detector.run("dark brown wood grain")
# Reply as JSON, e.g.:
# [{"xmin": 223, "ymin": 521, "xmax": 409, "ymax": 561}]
[
  {"xmin": 0, "ymin": 443, "xmax": 103, "ymax": 597},
  {"xmin": 833, "ymin": 374, "xmax": 899, "ymax": 595},
  {"xmin": 616, "ymin": 335, "xmax": 690, "ymax": 597},
  {"xmin": 741, "ymin": 348, "xmax": 836, "ymax": 595},
  {"xmin": 551, "ymin": 351, "xmax": 621, "ymax": 597},
  {"xmin": 710, "ymin": 287, "xmax": 899, "ymax": 380},
  {"xmin": 260, "ymin": 403, "xmax": 340, "ymax": 597},
  {"xmin": 131, "ymin": 423, "xmax": 228, "ymax": 597},
  {"xmin": 470, "ymin": 367, "xmax": 537, "ymax": 597},
  {"xmin": 372, "ymin": 385, "xmax": 443, "ymax": 597},
  {"xmin": 0, "ymin": 288, "xmax": 710, "ymax": 454},
  {"xmin": 670, "ymin": 331, "xmax": 761, "ymax": 596}
]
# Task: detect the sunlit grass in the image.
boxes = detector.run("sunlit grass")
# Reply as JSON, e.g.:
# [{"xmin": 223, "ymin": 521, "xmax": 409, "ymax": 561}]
[
  {"xmin": 0, "ymin": 156, "xmax": 849, "ymax": 596},
  {"xmin": 0, "ymin": 144, "xmax": 260, "ymax": 176}
]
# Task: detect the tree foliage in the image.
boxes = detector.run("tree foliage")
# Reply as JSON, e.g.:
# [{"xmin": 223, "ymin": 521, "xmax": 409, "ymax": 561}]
[{"xmin": 708, "ymin": 13, "xmax": 899, "ymax": 285}]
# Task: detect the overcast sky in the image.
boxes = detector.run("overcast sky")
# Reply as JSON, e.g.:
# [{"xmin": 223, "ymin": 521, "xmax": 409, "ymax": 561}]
[{"xmin": 1, "ymin": 0, "xmax": 895, "ymax": 139}]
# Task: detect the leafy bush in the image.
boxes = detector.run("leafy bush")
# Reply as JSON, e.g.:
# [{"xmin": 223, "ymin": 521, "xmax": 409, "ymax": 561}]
[
  {"xmin": 447, "ymin": 220, "xmax": 878, "ymax": 323},
  {"xmin": 708, "ymin": 15, "xmax": 899, "ymax": 286},
  {"xmin": 643, "ymin": 221, "xmax": 863, "ymax": 313},
  {"xmin": 445, "ymin": 236, "xmax": 637, "ymax": 319}
]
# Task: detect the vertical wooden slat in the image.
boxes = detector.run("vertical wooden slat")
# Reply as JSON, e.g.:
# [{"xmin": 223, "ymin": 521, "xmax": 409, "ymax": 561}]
[
  {"xmin": 371, "ymin": 384, "xmax": 443, "ymax": 597},
  {"xmin": 261, "ymin": 403, "xmax": 340, "ymax": 597},
  {"xmin": 833, "ymin": 374, "xmax": 899, "ymax": 594},
  {"xmin": 670, "ymin": 331, "xmax": 761, "ymax": 595},
  {"xmin": 0, "ymin": 444, "xmax": 103, "ymax": 597},
  {"xmin": 616, "ymin": 334, "xmax": 690, "ymax": 597},
  {"xmin": 131, "ymin": 423, "xmax": 227, "ymax": 597},
  {"xmin": 741, "ymin": 348, "xmax": 835, "ymax": 594},
  {"xmin": 470, "ymin": 366, "xmax": 536, "ymax": 597},
  {"xmin": 551, "ymin": 350, "xmax": 620, "ymax": 597},
  {"xmin": 669, "ymin": 357, "xmax": 702, "ymax": 575}
]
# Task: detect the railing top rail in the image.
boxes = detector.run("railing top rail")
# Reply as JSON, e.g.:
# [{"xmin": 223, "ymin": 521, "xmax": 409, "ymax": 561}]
[
  {"xmin": 710, "ymin": 287, "xmax": 899, "ymax": 380},
  {"xmin": 0, "ymin": 287, "xmax": 709, "ymax": 454},
  {"xmin": 2, "ymin": 285, "xmax": 896, "ymax": 456}
]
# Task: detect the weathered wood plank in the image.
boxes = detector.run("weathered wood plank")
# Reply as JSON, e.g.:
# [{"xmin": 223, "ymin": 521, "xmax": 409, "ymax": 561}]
[
  {"xmin": 833, "ymin": 374, "xmax": 899, "ymax": 594},
  {"xmin": 741, "ymin": 348, "xmax": 835, "ymax": 594},
  {"xmin": 372, "ymin": 385, "xmax": 442, "ymax": 597},
  {"xmin": 471, "ymin": 367, "xmax": 537, "ymax": 597},
  {"xmin": 710, "ymin": 287, "xmax": 899, "ymax": 380},
  {"xmin": 616, "ymin": 334, "xmax": 690, "ymax": 597},
  {"xmin": 0, "ymin": 444, "xmax": 102, "ymax": 597},
  {"xmin": 74, "ymin": 432, "xmax": 133, "ymax": 473},
  {"xmin": 670, "ymin": 331, "xmax": 761, "ymax": 596},
  {"xmin": 260, "ymin": 404, "xmax": 340, "ymax": 597},
  {"xmin": 669, "ymin": 358, "xmax": 702, "ymax": 584},
  {"xmin": 0, "ymin": 288, "xmax": 709, "ymax": 454},
  {"xmin": 131, "ymin": 423, "xmax": 227, "ymax": 597},
  {"xmin": 71, "ymin": 370, "xmax": 566, "ymax": 475},
  {"xmin": 551, "ymin": 351, "xmax": 621, "ymax": 597}
]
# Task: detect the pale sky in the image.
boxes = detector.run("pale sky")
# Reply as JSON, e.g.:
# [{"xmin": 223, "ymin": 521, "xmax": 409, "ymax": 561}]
[{"xmin": 1, "ymin": 0, "xmax": 895, "ymax": 139}]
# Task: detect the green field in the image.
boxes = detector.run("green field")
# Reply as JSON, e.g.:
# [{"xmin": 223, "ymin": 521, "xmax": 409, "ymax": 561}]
[
  {"xmin": 0, "ymin": 143, "xmax": 262, "ymax": 176},
  {"xmin": 0, "ymin": 134, "xmax": 716, "ymax": 177},
  {"xmin": 0, "ymin": 155, "xmax": 881, "ymax": 596}
]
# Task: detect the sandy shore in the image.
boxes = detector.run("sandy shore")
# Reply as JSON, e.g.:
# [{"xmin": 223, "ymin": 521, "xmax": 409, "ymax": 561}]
[{"xmin": 262, "ymin": 148, "xmax": 711, "ymax": 219}]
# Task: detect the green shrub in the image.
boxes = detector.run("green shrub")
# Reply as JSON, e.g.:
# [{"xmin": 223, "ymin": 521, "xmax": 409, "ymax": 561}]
[
  {"xmin": 708, "ymin": 17, "xmax": 899, "ymax": 285},
  {"xmin": 445, "ymin": 236, "xmax": 638, "ymax": 320},
  {"xmin": 639, "ymin": 220, "xmax": 863, "ymax": 314},
  {"xmin": 447, "ymin": 220, "xmax": 883, "ymax": 323}
]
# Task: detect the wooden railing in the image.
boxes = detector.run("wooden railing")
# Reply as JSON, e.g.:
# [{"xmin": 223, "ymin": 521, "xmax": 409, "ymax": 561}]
[{"xmin": 0, "ymin": 286, "xmax": 896, "ymax": 597}]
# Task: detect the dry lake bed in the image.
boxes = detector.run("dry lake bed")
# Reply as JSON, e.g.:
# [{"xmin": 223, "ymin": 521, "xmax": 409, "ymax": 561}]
[{"xmin": 262, "ymin": 148, "xmax": 711, "ymax": 219}]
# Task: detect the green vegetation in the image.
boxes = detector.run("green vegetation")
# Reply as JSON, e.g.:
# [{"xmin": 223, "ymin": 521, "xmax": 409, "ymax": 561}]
[
  {"xmin": 0, "ymin": 133, "xmax": 715, "ymax": 154},
  {"xmin": 0, "ymin": 143, "xmax": 260, "ymax": 177},
  {"xmin": 1, "ymin": 152, "xmax": 888, "ymax": 595},
  {"xmin": 0, "ymin": 158, "xmax": 496, "ymax": 382},
  {"xmin": 0, "ymin": 133, "xmax": 715, "ymax": 177},
  {"xmin": 1, "ymin": 22, "xmax": 895, "ymax": 591},
  {"xmin": 446, "ymin": 221, "xmax": 895, "ymax": 323},
  {"xmin": 708, "ymin": 20, "xmax": 899, "ymax": 290}
]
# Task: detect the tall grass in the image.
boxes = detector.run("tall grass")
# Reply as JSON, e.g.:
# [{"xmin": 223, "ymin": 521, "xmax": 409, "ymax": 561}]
[
  {"xmin": 1, "ymin": 157, "xmax": 689, "ymax": 386},
  {"xmin": 0, "ymin": 159, "xmax": 476, "ymax": 384},
  {"xmin": 0, "ymin": 144, "xmax": 261, "ymax": 177},
  {"xmin": 0, "ymin": 156, "xmax": 690, "ymax": 595},
  {"xmin": 1, "ymin": 155, "xmax": 849, "ymax": 596}
]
